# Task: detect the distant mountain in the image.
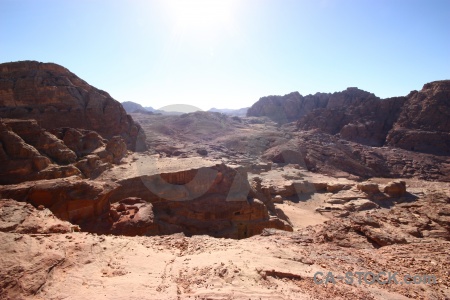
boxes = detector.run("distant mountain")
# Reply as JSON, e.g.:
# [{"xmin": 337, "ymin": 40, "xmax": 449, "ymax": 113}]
[
  {"xmin": 157, "ymin": 104, "xmax": 203, "ymax": 115},
  {"xmin": 121, "ymin": 101, "xmax": 149, "ymax": 113},
  {"xmin": 208, "ymin": 107, "xmax": 249, "ymax": 117}
]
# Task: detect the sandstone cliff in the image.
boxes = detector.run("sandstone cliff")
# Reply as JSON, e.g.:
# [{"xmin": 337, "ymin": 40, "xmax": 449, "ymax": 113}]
[
  {"xmin": 386, "ymin": 80, "xmax": 450, "ymax": 155},
  {"xmin": 0, "ymin": 61, "xmax": 146, "ymax": 151},
  {"xmin": 248, "ymin": 81, "xmax": 450, "ymax": 155}
]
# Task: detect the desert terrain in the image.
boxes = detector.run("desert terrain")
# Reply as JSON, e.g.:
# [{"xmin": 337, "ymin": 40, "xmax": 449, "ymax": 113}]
[{"xmin": 1, "ymin": 61, "xmax": 449, "ymax": 299}]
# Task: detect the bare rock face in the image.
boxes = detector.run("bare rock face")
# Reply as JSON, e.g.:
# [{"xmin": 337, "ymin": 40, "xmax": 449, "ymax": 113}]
[
  {"xmin": 0, "ymin": 199, "xmax": 73, "ymax": 234},
  {"xmin": 0, "ymin": 176, "xmax": 119, "ymax": 223},
  {"xmin": 263, "ymin": 131, "xmax": 450, "ymax": 181},
  {"xmin": 0, "ymin": 61, "xmax": 146, "ymax": 151},
  {"xmin": 0, "ymin": 232, "xmax": 66, "ymax": 298},
  {"xmin": 4, "ymin": 119, "xmax": 77, "ymax": 164},
  {"xmin": 0, "ymin": 119, "xmax": 81, "ymax": 184},
  {"xmin": 247, "ymin": 91, "xmax": 328, "ymax": 124},
  {"xmin": 297, "ymin": 92, "xmax": 405, "ymax": 147},
  {"xmin": 105, "ymin": 136, "xmax": 127, "ymax": 164},
  {"xmin": 81, "ymin": 197, "xmax": 159, "ymax": 236},
  {"xmin": 386, "ymin": 80, "xmax": 450, "ymax": 155},
  {"xmin": 97, "ymin": 157, "xmax": 292, "ymax": 238},
  {"xmin": 50, "ymin": 127, "xmax": 106, "ymax": 157}
]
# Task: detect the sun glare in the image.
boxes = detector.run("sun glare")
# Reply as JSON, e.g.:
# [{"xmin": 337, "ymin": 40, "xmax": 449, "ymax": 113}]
[{"xmin": 164, "ymin": 0, "xmax": 238, "ymax": 39}]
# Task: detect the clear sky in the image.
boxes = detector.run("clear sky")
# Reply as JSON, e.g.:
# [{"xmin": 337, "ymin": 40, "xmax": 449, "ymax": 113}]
[{"xmin": 1, "ymin": 0, "xmax": 449, "ymax": 110}]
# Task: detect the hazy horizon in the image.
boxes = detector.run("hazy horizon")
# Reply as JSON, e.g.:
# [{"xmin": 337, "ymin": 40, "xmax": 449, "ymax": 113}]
[{"xmin": 1, "ymin": 0, "xmax": 449, "ymax": 110}]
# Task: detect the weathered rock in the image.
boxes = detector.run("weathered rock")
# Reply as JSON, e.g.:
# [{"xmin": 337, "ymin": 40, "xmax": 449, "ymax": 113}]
[
  {"xmin": 0, "ymin": 119, "xmax": 82, "ymax": 184},
  {"xmin": 98, "ymin": 157, "xmax": 291, "ymax": 238},
  {"xmin": 343, "ymin": 199, "xmax": 379, "ymax": 211},
  {"xmin": 105, "ymin": 136, "xmax": 127, "ymax": 164},
  {"xmin": 0, "ymin": 61, "xmax": 146, "ymax": 151},
  {"xmin": 272, "ymin": 195, "xmax": 283, "ymax": 204},
  {"xmin": 51, "ymin": 127, "xmax": 106, "ymax": 157},
  {"xmin": 82, "ymin": 197, "xmax": 158, "ymax": 236},
  {"xmin": 326, "ymin": 182, "xmax": 352, "ymax": 193},
  {"xmin": 263, "ymin": 131, "xmax": 450, "ymax": 181},
  {"xmin": 4, "ymin": 119, "xmax": 77, "ymax": 164},
  {"xmin": 0, "ymin": 176, "xmax": 119, "ymax": 223},
  {"xmin": 386, "ymin": 81, "xmax": 450, "ymax": 155},
  {"xmin": 0, "ymin": 199, "xmax": 73, "ymax": 233},
  {"xmin": 356, "ymin": 182, "xmax": 380, "ymax": 194},
  {"xmin": 0, "ymin": 232, "xmax": 66, "ymax": 298},
  {"xmin": 196, "ymin": 148, "xmax": 208, "ymax": 156},
  {"xmin": 247, "ymin": 91, "xmax": 329, "ymax": 124},
  {"xmin": 359, "ymin": 226, "xmax": 407, "ymax": 247},
  {"xmin": 383, "ymin": 180, "xmax": 407, "ymax": 197}
]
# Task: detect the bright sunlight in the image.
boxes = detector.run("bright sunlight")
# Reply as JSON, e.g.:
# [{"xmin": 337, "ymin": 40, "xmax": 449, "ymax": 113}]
[{"xmin": 164, "ymin": 0, "xmax": 238, "ymax": 39}]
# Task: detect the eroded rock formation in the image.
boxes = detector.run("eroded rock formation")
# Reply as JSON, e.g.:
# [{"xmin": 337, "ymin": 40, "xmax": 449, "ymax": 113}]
[{"xmin": 0, "ymin": 61, "xmax": 146, "ymax": 151}]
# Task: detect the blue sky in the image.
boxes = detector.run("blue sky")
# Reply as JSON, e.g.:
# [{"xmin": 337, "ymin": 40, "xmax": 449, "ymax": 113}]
[{"xmin": 1, "ymin": 0, "xmax": 449, "ymax": 110}]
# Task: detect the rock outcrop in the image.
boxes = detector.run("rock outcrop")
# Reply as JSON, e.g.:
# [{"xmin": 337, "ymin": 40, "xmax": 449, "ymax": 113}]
[
  {"xmin": 0, "ymin": 61, "xmax": 146, "ymax": 151},
  {"xmin": 95, "ymin": 156, "xmax": 292, "ymax": 238},
  {"xmin": 0, "ymin": 119, "xmax": 81, "ymax": 184},
  {"xmin": 0, "ymin": 155, "xmax": 292, "ymax": 238},
  {"xmin": 248, "ymin": 81, "xmax": 449, "ymax": 155},
  {"xmin": 386, "ymin": 80, "xmax": 450, "ymax": 155},
  {"xmin": 0, "ymin": 199, "xmax": 74, "ymax": 234},
  {"xmin": 0, "ymin": 118, "xmax": 131, "ymax": 183},
  {"xmin": 247, "ymin": 91, "xmax": 328, "ymax": 124},
  {"xmin": 263, "ymin": 131, "xmax": 450, "ymax": 181},
  {"xmin": 0, "ymin": 176, "xmax": 119, "ymax": 223}
]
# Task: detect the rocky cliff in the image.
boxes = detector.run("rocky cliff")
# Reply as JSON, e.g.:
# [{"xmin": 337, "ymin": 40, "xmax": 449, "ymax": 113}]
[
  {"xmin": 386, "ymin": 80, "xmax": 450, "ymax": 155},
  {"xmin": 248, "ymin": 81, "xmax": 450, "ymax": 155},
  {"xmin": 0, "ymin": 61, "xmax": 146, "ymax": 151},
  {"xmin": 247, "ymin": 88, "xmax": 380, "ymax": 125}
]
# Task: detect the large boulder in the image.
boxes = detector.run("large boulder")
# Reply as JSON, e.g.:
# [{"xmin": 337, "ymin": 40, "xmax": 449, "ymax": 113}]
[
  {"xmin": 0, "ymin": 61, "xmax": 146, "ymax": 151},
  {"xmin": 383, "ymin": 180, "xmax": 407, "ymax": 198}
]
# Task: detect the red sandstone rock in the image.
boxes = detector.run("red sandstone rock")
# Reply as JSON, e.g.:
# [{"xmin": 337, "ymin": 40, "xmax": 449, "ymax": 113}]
[
  {"xmin": 0, "ymin": 61, "xmax": 146, "ymax": 151},
  {"xmin": 386, "ymin": 80, "xmax": 450, "ymax": 155},
  {"xmin": 0, "ymin": 199, "xmax": 73, "ymax": 234},
  {"xmin": 383, "ymin": 180, "xmax": 407, "ymax": 197},
  {"xmin": 0, "ymin": 176, "xmax": 119, "ymax": 223}
]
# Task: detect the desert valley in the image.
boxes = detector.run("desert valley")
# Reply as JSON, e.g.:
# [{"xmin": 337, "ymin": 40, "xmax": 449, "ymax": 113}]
[{"xmin": 0, "ymin": 61, "xmax": 449, "ymax": 299}]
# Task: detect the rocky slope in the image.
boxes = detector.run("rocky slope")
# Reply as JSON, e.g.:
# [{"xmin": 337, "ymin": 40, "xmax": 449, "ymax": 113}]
[
  {"xmin": 1, "ymin": 61, "xmax": 449, "ymax": 299},
  {"xmin": 248, "ymin": 81, "xmax": 450, "ymax": 155},
  {"xmin": 386, "ymin": 80, "xmax": 450, "ymax": 155},
  {"xmin": 1, "ymin": 179, "xmax": 448, "ymax": 299},
  {"xmin": 131, "ymin": 110, "xmax": 450, "ymax": 182},
  {"xmin": 0, "ymin": 118, "xmax": 128, "ymax": 184},
  {"xmin": 0, "ymin": 61, "xmax": 146, "ymax": 151}
]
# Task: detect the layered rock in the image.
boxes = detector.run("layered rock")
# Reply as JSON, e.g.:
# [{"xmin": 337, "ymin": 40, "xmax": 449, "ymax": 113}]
[
  {"xmin": 263, "ymin": 131, "xmax": 450, "ymax": 181},
  {"xmin": 0, "ymin": 119, "xmax": 81, "ymax": 184},
  {"xmin": 96, "ymin": 156, "xmax": 292, "ymax": 238},
  {"xmin": 0, "ymin": 61, "xmax": 146, "ymax": 151},
  {"xmin": 0, "ymin": 176, "xmax": 118, "ymax": 223},
  {"xmin": 249, "ymin": 81, "xmax": 449, "ymax": 155},
  {"xmin": 298, "ymin": 96, "xmax": 406, "ymax": 146}
]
